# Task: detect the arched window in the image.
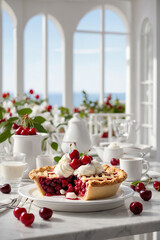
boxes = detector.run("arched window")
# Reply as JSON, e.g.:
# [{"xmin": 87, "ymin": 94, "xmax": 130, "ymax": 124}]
[
  {"xmin": 24, "ymin": 15, "xmax": 62, "ymax": 105},
  {"xmin": 140, "ymin": 19, "xmax": 154, "ymax": 145},
  {"xmin": 2, "ymin": 9, "xmax": 14, "ymax": 95},
  {"xmin": 74, "ymin": 7, "xmax": 128, "ymax": 107}
]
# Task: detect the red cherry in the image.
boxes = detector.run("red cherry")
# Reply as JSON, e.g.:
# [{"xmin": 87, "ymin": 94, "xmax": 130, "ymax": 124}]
[
  {"xmin": 20, "ymin": 212, "xmax": 35, "ymax": 226},
  {"xmin": 6, "ymin": 92, "xmax": 10, "ymax": 97},
  {"xmin": 29, "ymin": 89, "xmax": 34, "ymax": 94},
  {"xmin": 25, "ymin": 97, "xmax": 30, "ymax": 101},
  {"xmin": 140, "ymin": 189, "xmax": 152, "ymax": 201},
  {"xmin": 13, "ymin": 207, "xmax": 27, "ymax": 220},
  {"xmin": 153, "ymin": 181, "xmax": 160, "ymax": 191},
  {"xmin": 12, "ymin": 99, "xmax": 15, "ymax": 104},
  {"xmin": 110, "ymin": 158, "xmax": 119, "ymax": 166},
  {"xmin": 45, "ymin": 105, "xmax": 52, "ymax": 112},
  {"xmin": 0, "ymin": 184, "xmax": 11, "ymax": 194},
  {"xmin": 16, "ymin": 126, "xmax": 23, "ymax": 135},
  {"xmin": 21, "ymin": 129, "xmax": 29, "ymax": 135},
  {"xmin": 136, "ymin": 182, "xmax": 146, "ymax": 192},
  {"xmin": 130, "ymin": 202, "xmax": 143, "ymax": 215},
  {"xmin": 9, "ymin": 112, "xmax": 12, "ymax": 117},
  {"xmin": 89, "ymin": 108, "xmax": 94, "ymax": 113},
  {"xmin": 35, "ymin": 94, "xmax": 39, "ymax": 99},
  {"xmin": 74, "ymin": 108, "xmax": 80, "ymax": 113},
  {"xmin": 12, "ymin": 123, "xmax": 19, "ymax": 130},
  {"xmin": 28, "ymin": 128, "xmax": 37, "ymax": 135},
  {"xmin": 80, "ymin": 155, "xmax": 91, "ymax": 165},
  {"xmin": 39, "ymin": 207, "xmax": 53, "ymax": 220},
  {"xmin": 88, "ymin": 155, "xmax": 93, "ymax": 161},
  {"xmin": 130, "ymin": 185, "xmax": 136, "ymax": 191},
  {"xmin": 69, "ymin": 149, "xmax": 80, "ymax": 160},
  {"xmin": 101, "ymin": 132, "xmax": 108, "ymax": 138},
  {"xmin": 7, "ymin": 108, "xmax": 10, "ymax": 113},
  {"xmin": 25, "ymin": 127, "xmax": 30, "ymax": 132},
  {"xmin": 69, "ymin": 158, "xmax": 81, "ymax": 170},
  {"xmin": 2, "ymin": 93, "xmax": 6, "ymax": 98}
]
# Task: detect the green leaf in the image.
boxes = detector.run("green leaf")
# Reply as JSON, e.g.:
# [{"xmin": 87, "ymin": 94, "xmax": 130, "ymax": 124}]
[
  {"xmin": 131, "ymin": 181, "xmax": 141, "ymax": 186},
  {"xmin": 0, "ymin": 107, "xmax": 3, "ymax": 119},
  {"xmin": 54, "ymin": 156, "xmax": 61, "ymax": 163},
  {"xmin": 8, "ymin": 117, "xmax": 19, "ymax": 123},
  {"xmin": 17, "ymin": 108, "xmax": 32, "ymax": 117},
  {"xmin": 56, "ymin": 122, "xmax": 67, "ymax": 128},
  {"xmin": 32, "ymin": 116, "xmax": 46, "ymax": 124},
  {"xmin": 0, "ymin": 121, "xmax": 8, "ymax": 128},
  {"xmin": 0, "ymin": 128, "xmax": 12, "ymax": 143},
  {"xmin": 50, "ymin": 142, "xmax": 58, "ymax": 151},
  {"xmin": 41, "ymin": 137, "xmax": 48, "ymax": 151},
  {"xmin": 33, "ymin": 122, "xmax": 47, "ymax": 133}
]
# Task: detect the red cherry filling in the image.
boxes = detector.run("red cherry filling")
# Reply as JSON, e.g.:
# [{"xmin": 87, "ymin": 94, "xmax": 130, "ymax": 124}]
[{"xmin": 38, "ymin": 175, "xmax": 87, "ymax": 197}]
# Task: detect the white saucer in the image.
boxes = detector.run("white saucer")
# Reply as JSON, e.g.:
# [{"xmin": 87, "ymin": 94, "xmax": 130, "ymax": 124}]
[{"xmin": 18, "ymin": 184, "xmax": 134, "ymax": 212}]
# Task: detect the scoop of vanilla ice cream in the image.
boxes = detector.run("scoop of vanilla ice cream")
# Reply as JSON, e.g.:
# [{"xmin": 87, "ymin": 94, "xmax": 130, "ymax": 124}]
[
  {"xmin": 91, "ymin": 159, "xmax": 103, "ymax": 174},
  {"xmin": 54, "ymin": 154, "xmax": 73, "ymax": 178},
  {"xmin": 74, "ymin": 163, "xmax": 96, "ymax": 177}
]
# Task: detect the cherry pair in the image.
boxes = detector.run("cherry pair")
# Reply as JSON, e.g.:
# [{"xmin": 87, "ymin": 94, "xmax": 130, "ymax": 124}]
[{"xmin": 131, "ymin": 182, "xmax": 152, "ymax": 201}]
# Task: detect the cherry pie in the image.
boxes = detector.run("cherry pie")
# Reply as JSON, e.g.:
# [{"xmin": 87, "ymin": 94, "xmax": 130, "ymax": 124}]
[{"xmin": 29, "ymin": 164, "xmax": 127, "ymax": 201}]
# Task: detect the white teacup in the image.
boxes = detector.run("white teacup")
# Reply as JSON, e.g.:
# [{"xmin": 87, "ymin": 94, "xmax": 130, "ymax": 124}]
[{"xmin": 120, "ymin": 157, "xmax": 150, "ymax": 181}]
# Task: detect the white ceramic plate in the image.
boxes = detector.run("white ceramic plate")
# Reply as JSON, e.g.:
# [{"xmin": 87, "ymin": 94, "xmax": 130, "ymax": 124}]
[{"xmin": 18, "ymin": 184, "xmax": 134, "ymax": 212}]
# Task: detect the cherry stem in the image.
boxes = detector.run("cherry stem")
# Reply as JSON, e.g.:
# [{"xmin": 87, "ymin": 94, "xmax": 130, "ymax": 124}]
[
  {"xmin": 20, "ymin": 198, "xmax": 28, "ymax": 207},
  {"xmin": 28, "ymin": 200, "xmax": 33, "ymax": 213}
]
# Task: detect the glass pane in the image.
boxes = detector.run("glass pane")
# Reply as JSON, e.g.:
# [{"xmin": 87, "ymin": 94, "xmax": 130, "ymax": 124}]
[
  {"xmin": 24, "ymin": 15, "xmax": 43, "ymax": 97},
  {"xmin": 141, "ymin": 105, "xmax": 149, "ymax": 124},
  {"xmin": 141, "ymin": 84, "xmax": 149, "ymax": 102},
  {"xmin": 77, "ymin": 9, "xmax": 101, "ymax": 31},
  {"xmin": 141, "ymin": 127, "xmax": 148, "ymax": 145},
  {"xmin": 74, "ymin": 33, "xmax": 100, "ymax": 106},
  {"xmin": 105, "ymin": 10, "xmax": 126, "ymax": 33},
  {"xmin": 104, "ymin": 34, "xmax": 126, "ymax": 102},
  {"xmin": 48, "ymin": 18, "xmax": 62, "ymax": 106},
  {"xmin": 2, "ymin": 10, "xmax": 14, "ymax": 95}
]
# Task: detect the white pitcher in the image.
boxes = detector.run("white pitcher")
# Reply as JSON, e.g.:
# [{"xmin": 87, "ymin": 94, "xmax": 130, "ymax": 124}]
[
  {"xmin": 12, "ymin": 133, "xmax": 48, "ymax": 178},
  {"xmin": 61, "ymin": 113, "xmax": 91, "ymax": 153}
]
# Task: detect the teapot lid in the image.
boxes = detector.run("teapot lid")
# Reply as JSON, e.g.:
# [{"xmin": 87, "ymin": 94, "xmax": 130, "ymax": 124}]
[{"xmin": 69, "ymin": 113, "xmax": 82, "ymax": 124}]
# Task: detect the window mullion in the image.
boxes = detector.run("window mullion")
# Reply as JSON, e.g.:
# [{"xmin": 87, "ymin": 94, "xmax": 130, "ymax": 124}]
[{"xmin": 100, "ymin": 5, "xmax": 104, "ymax": 105}]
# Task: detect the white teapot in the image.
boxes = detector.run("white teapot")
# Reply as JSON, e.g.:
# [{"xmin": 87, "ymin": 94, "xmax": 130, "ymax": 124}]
[{"xmin": 61, "ymin": 113, "xmax": 91, "ymax": 153}]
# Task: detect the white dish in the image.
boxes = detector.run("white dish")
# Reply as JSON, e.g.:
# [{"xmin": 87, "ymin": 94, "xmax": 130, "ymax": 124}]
[{"xmin": 18, "ymin": 184, "xmax": 134, "ymax": 212}]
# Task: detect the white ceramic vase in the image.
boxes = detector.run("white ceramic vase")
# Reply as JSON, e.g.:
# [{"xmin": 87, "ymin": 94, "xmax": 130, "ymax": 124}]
[{"xmin": 12, "ymin": 133, "xmax": 48, "ymax": 178}]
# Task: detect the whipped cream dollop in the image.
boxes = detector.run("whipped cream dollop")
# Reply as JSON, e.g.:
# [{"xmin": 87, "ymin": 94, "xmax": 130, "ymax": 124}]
[
  {"xmin": 66, "ymin": 192, "xmax": 77, "ymax": 199},
  {"xmin": 54, "ymin": 154, "xmax": 74, "ymax": 178},
  {"xmin": 108, "ymin": 142, "xmax": 120, "ymax": 149},
  {"xmin": 74, "ymin": 159, "xmax": 103, "ymax": 177}
]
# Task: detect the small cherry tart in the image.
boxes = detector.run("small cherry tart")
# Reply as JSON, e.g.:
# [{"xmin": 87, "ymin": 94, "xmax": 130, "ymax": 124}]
[{"xmin": 29, "ymin": 165, "xmax": 127, "ymax": 201}]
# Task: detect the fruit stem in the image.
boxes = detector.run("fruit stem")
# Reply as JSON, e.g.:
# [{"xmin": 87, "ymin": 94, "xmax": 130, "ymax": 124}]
[
  {"xmin": 20, "ymin": 198, "xmax": 28, "ymax": 207},
  {"xmin": 28, "ymin": 200, "xmax": 34, "ymax": 213}
]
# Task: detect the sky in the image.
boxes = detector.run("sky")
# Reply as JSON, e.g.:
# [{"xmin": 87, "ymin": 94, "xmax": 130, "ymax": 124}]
[{"xmin": 2, "ymin": 8, "xmax": 126, "ymax": 105}]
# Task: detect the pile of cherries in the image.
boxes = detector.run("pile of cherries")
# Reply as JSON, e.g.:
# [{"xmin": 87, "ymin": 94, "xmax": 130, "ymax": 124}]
[
  {"xmin": 129, "ymin": 180, "xmax": 160, "ymax": 215},
  {"xmin": 13, "ymin": 205, "xmax": 53, "ymax": 226},
  {"xmin": 12, "ymin": 123, "xmax": 37, "ymax": 136},
  {"xmin": 69, "ymin": 149, "xmax": 93, "ymax": 170}
]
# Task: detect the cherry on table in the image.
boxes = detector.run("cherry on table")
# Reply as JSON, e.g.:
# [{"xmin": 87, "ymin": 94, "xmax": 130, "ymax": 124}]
[
  {"xmin": 135, "ymin": 182, "xmax": 146, "ymax": 192},
  {"xmin": 13, "ymin": 207, "xmax": 27, "ymax": 220},
  {"xmin": 140, "ymin": 189, "xmax": 152, "ymax": 201},
  {"xmin": 130, "ymin": 202, "xmax": 143, "ymax": 215},
  {"xmin": 0, "ymin": 184, "xmax": 11, "ymax": 194},
  {"xmin": 153, "ymin": 181, "xmax": 160, "ymax": 191},
  {"xmin": 39, "ymin": 207, "xmax": 53, "ymax": 220},
  {"xmin": 20, "ymin": 212, "xmax": 35, "ymax": 226}
]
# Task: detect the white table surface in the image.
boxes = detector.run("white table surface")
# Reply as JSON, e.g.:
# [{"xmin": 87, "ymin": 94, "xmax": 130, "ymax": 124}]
[{"xmin": 0, "ymin": 163, "xmax": 160, "ymax": 240}]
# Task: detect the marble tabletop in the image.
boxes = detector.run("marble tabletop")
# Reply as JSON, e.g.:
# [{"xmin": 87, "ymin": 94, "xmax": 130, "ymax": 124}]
[{"xmin": 0, "ymin": 180, "xmax": 160, "ymax": 240}]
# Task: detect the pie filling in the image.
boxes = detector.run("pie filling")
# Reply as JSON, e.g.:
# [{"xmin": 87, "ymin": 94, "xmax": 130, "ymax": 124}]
[
  {"xmin": 38, "ymin": 175, "xmax": 88, "ymax": 197},
  {"xmin": 37, "ymin": 170, "xmax": 117, "ymax": 197}
]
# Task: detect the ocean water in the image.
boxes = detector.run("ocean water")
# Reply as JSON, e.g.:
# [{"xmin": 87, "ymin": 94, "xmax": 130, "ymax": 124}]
[{"xmin": 48, "ymin": 92, "xmax": 125, "ymax": 107}]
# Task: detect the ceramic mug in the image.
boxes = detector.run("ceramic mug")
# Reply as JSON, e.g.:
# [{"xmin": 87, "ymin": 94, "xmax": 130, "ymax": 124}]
[{"xmin": 120, "ymin": 157, "xmax": 150, "ymax": 181}]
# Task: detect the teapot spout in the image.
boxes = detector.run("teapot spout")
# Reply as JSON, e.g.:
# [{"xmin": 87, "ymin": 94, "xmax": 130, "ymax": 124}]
[{"xmin": 93, "ymin": 146, "xmax": 104, "ymax": 160}]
